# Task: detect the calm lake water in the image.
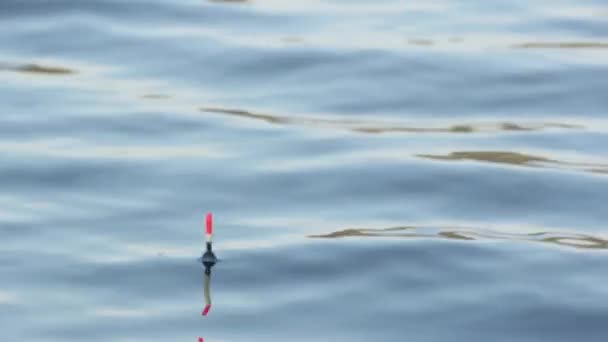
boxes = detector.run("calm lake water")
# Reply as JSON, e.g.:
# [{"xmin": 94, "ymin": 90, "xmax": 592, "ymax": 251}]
[{"xmin": 2, "ymin": 1, "xmax": 608, "ymax": 341}]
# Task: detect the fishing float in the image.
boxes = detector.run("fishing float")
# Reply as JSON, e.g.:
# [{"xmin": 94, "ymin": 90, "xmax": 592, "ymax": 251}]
[{"xmin": 201, "ymin": 212, "xmax": 217, "ymax": 316}]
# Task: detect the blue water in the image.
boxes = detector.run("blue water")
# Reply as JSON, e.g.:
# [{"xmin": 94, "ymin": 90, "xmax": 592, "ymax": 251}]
[{"xmin": 2, "ymin": 1, "xmax": 608, "ymax": 341}]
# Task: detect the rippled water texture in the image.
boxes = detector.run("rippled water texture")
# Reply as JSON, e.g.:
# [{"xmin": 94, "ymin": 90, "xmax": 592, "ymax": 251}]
[{"xmin": 1, "ymin": 1, "xmax": 608, "ymax": 341}]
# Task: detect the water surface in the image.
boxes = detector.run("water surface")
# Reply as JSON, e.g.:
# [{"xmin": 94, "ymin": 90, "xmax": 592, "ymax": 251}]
[{"xmin": 1, "ymin": 1, "xmax": 608, "ymax": 341}]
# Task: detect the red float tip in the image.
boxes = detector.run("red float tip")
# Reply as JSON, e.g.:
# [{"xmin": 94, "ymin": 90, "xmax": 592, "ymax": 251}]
[
  {"xmin": 206, "ymin": 213, "xmax": 213, "ymax": 235},
  {"xmin": 199, "ymin": 338, "xmax": 204, "ymax": 342},
  {"xmin": 202, "ymin": 304, "xmax": 211, "ymax": 316}
]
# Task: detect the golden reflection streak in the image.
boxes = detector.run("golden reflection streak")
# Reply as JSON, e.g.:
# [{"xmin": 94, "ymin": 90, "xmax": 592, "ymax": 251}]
[
  {"xmin": 417, "ymin": 151, "xmax": 608, "ymax": 175},
  {"xmin": 407, "ymin": 39, "xmax": 434, "ymax": 46},
  {"xmin": 418, "ymin": 151, "xmax": 553, "ymax": 165},
  {"xmin": 208, "ymin": 0, "xmax": 249, "ymax": 3},
  {"xmin": 200, "ymin": 107, "xmax": 582, "ymax": 135},
  {"xmin": 513, "ymin": 42, "xmax": 608, "ymax": 49},
  {"xmin": 309, "ymin": 226, "xmax": 608, "ymax": 250},
  {"xmin": 0, "ymin": 63, "xmax": 77, "ymax": 75},
  {"xmin": 141, "ymin": 94, "xmax": 170, "ymax": 99}
]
